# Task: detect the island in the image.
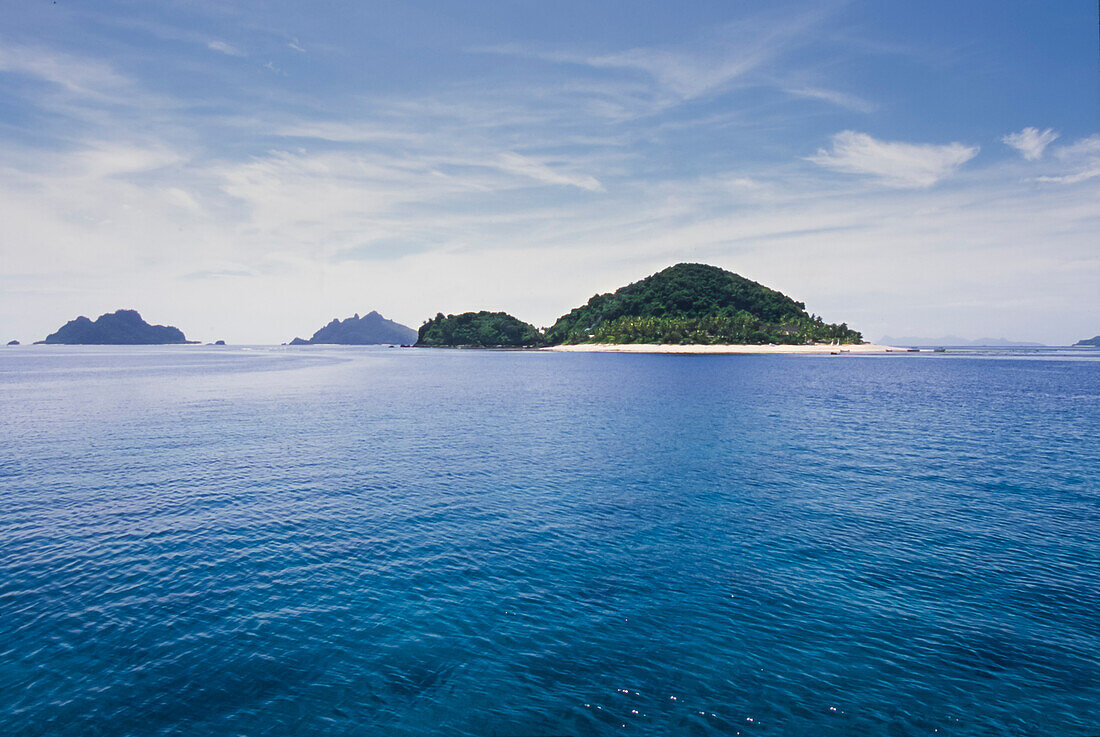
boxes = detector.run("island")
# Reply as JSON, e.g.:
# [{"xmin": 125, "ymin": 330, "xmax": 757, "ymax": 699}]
[
  {"xmin": 6, "ymin": 340, "xmax": 18, "ymax": 346},
  {"xmin": 880, "ymin": 335, "xmax": 1044, "ymax": 347},
  {"xmin": 545, "ymin": 263, "xmax": 862, "ymax": 345},
  {"xmin": 416, "ymin": 263, "xmax": 870, "ymax": 350},
  {"xmin": 289, "ymin": 311, "xmax": 417, "ymax": 346},
  {"xmin": 1074, "ymin": 336, "xmax": 1100, "ymax": 347},
  {"xmin": 38, "ymin": 309, "xmax": 194, "ymax": 345},
  {"xmin": 417, "ymin": 311, "xmax": 542, "ymax": 347}
]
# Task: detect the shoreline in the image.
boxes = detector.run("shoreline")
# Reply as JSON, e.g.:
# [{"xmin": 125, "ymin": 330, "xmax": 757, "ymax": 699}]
[{"xmin": 541, "ymin": 342, "xmax": 909, "ymax": 355}]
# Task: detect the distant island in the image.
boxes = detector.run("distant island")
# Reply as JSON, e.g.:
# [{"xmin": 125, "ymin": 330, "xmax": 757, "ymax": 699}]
[
  {"xmin": 6, "ymin": 340, "xmax": 18, "ymax": 346},
  {"xmin": 416, "ymin": 263, "xmax": 862, "ymax": 348},
  {"xmin": 39, "ymin": 309, "xmax": 194, "ymax": 345},
  {"xmin": 1074, "ymin": 336, "xmax": 1100, "ymax": 347},
  {"xmin": 289, "ymin": 311, "xmax": 417, "ymax": 346},
  {"xmin": 880, "ymin": 335, "xmax": 1045, "ymax": 347},
  {"xmin": 417, "ymin": 311, "xmax": 542, "ymax": 348}
]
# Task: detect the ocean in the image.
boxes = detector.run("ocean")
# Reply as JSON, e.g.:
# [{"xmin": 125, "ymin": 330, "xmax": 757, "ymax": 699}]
[{"xmin": 1, "ymin": 346, "xmax": 1097, "ymax": 736}]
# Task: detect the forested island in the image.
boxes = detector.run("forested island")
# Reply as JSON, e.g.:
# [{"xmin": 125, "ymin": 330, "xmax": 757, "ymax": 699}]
[
  {"xmin": 24, "ymin": 265, "xmax": 867, "ymax": 349},
  {"xmin": 39, "ymin": 310, "xmax": 194, "ymax": 345},
  {"xmin": 417, "ymin": 311, "xmax": 542, "ymax": 347},
  {"xmin": 1074, "ymin": 336, "xmax": 1100, "ymax": 347},
  {"xmin": 416, "ymin": 263, "xmax": 862, "ymax": 348},
  {"xmin": 289, "ymin": 311, "xmax": 416, "ymax": 346}
]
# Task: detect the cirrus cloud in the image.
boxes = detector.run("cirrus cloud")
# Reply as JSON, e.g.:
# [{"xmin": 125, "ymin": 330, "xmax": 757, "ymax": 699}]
[
  {"xmin": 807, "ymin": 130, "xmax": 979, "ymax": 188},
  {"xmin": 1002, "ymin": 127, "xmax": 1059, "ymax": 160},
  {"xmin": 1036, "ymin": 134, "xmax": 1100, "ymax": 184}
]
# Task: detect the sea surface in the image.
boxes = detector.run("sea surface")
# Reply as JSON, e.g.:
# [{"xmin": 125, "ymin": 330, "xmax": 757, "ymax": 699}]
[{"xmin": 1, "ymin": 345, "xmax": 1098, "ymax": 737}]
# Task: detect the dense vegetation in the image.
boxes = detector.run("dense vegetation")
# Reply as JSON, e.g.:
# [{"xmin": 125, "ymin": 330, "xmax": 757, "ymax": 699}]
[
  {"xmin": 587, "ymin": 314, "xmax": 860, "ymax": 345},
  {"xmin": 417, "ymin": 311, "xmax": 543, "ymax": 347},
  {"xmin": 291, "ymin": 311, "xmax": 416, "ymax": 345},
  {"xmin": 545, "ymin": 263, "xmax": 862, "ymax": 345},
  {"xmin": 41, "ymin": 309, "xmax": 192, "ymax": 344}
]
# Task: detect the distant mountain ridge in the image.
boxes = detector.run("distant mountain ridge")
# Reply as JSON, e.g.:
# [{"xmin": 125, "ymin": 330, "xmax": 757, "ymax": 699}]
[
  {"xmin": 1074, "ymin": 335, "xmax": 1100, "ymax": 347},
  {"xmin": 291, "ymin": 311, "xmax": 416, "ymax": 345},
  {"xmin": 40, "ymin": 310, "xmax": 193, "ymax": 345},
  {"xmin": 879, "ymin": 335, "xmax": 1046, "ymax": 347}
]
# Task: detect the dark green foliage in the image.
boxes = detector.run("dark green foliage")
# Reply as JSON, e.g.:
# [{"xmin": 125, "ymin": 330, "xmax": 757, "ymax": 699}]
[
  {"xmin": 545, "ymin": 263, "xmax": 862, "ymax": 345},
  {"xmin": 588, "ymin": 314, "xmax": 861, "ymax": 345},
  {"xmin": 417, "ymin": 311, "xmax": 543, "ymax": 347},
  {"xmin": 41, "ymin": 309, "xmax": 192, "ymax": 345}
]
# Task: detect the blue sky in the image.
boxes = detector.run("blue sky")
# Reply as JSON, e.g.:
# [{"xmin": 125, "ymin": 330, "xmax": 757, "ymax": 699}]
[{"xmin": 1, "ymin": 0, "xmax": 1096, "ymax": 343}]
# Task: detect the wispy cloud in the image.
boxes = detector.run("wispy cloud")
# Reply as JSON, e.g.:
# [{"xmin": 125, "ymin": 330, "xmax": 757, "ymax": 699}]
[
  {"xmin": 784, "ymin": 86, "xmax": 877, "ymax": 113},
  {"xmin": 74, "ymin": 142, "xmax": 184, "ymax": 178},
  {"xmin": 275, "ymin": 121, "xmax": 420, "ymax": 143},
  {"xmin": 807, "ymin": 131, "xmax": 979, "ymax": 187},
  {"xmin": 494, "ymin": 152, "xmax": 603, "ymax": 192},
  {"xmin": 0, "ymin": 44, "xmax": 128, "ymax": 97},
  {"xmin": 474, "ymin": 6, "xmax": 834, "ymax": 105},
  {"xmin": 1036, "ymin": 134, "xmax": 1100, "ymax": 184},
  {"xmin": 206, "ymin": 40, "xmax": 244, "ymax": 57},
  {"xmin": 1002, "ymin": 127, "xmax": 1058, "ymax": 160},
  {"xmin": 182, "ymin": 268, "xmax": 253, "ymax": 280}
]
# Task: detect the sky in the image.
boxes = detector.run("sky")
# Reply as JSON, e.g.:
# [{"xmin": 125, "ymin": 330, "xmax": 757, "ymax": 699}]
[{"xmin": 0, "ymin": 0, "xmax": 1097, "ymax": 344}]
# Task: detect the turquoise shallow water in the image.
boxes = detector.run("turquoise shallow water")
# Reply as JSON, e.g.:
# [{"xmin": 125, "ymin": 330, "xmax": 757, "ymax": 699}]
[{"xmin": 1, "ymin": 346, "xmax": 1098, "ymax": 736}]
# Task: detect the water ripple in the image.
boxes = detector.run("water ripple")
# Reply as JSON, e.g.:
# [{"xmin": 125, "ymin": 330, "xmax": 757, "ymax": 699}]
[{"xmin": 0, "ymin": 347, "xmax": 1097, "ymax": 736}]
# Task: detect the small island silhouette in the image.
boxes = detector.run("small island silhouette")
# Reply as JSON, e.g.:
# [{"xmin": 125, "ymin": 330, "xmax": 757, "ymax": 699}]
[
  {"xmin": 289, "ymin": 311, "xmax": 417, "ymax": 346},
  {"xmin": 38, "ymin": 309, "xmax": 195, "ymax": 345}
]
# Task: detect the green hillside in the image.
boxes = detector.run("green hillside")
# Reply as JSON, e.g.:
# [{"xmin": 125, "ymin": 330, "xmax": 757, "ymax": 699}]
[
  {"xmin": 417, "ymin": 311, "xmax": 542, "ymax": 347},
  {"xmin": 545, "ymin": 263, "xmax": 861, "ymax": 345}
]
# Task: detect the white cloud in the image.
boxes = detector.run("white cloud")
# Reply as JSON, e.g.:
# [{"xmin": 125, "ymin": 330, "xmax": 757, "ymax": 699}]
[
  {"xmin": 1036, "ymin": 134, "xmax": 1100, "ymax": 184},
  {"xmin": 164, "ymin": 187, "xmax": 204, "ymax": 215},
  {"xmin": 0, "ymin": 44, "xmax": 128, "ymax": 97},
  {"xmin": 1002, "ymin": 127, "xmax": 1058, "ymax": 160},
  {"xmin": 580, "ymin": 46, "xmax": 768, "ymax": 100},
  {"xmin": 207, "ymin": 40, "xmax": 244, "ymax": 57},
  {"xmin": 474, "ymin": 7, "xmax": 831, "ymax": 104},
  {"xmin": 807, "ymin": 131, "xmax": 979, "ymax": 187},
  {"xmin": 275, "ymin": 121, "xmax": 419, "ymax": 143},
  {"xmin": 75, "ymin": 142, "xmax": 184, "ymax": 178},
  {"xmin": 784, "ymin": 86, "xmax": 877, "ymax": 113},
  {"xmin": 494, "ymin": 152, "xmax": 604, "ymax": 192}
]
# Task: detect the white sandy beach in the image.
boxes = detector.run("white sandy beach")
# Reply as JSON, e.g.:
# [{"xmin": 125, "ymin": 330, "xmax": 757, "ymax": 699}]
[{"xmin": 542, "ymin": 343, "xmax": 908, "ymax": 355}]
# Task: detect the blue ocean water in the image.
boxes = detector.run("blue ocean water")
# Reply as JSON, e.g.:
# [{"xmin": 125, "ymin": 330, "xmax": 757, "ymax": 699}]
[{"xmin": 1, "ymin": 346, "xmax": 1097, "ymax": 737}]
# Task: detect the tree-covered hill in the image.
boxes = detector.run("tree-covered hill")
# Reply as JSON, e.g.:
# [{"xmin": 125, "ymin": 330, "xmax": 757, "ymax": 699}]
[
  {"xmin": 416, "ymin": 311, "xmax": 543, "ymax": 347},
  {"xmin": 545, "ymin": 263, "xmax": 862, "ymax": 345}
]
